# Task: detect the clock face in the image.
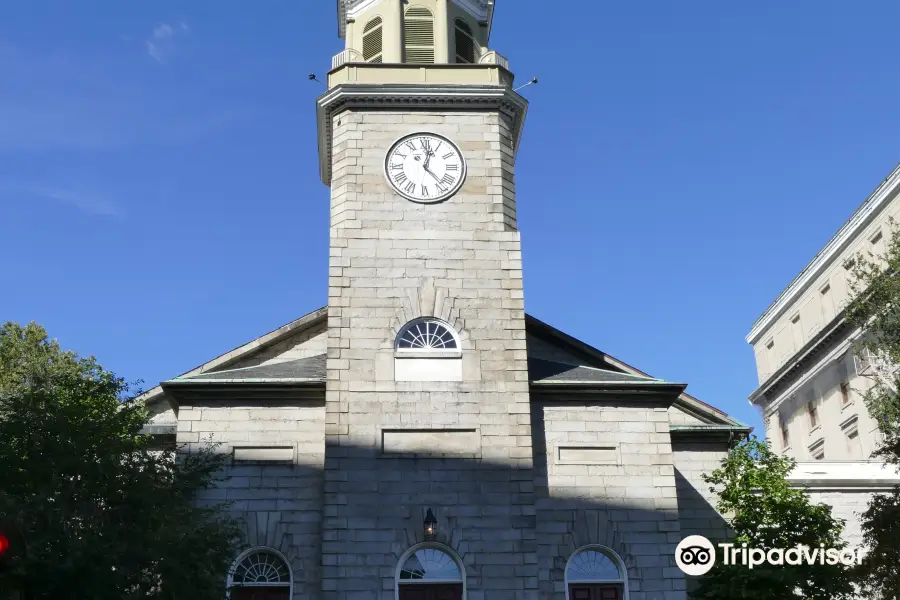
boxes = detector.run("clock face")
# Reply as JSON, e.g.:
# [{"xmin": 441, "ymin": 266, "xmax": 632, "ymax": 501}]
[{"xmin": 384, "ymin": 133, "xmax": 466, "ymax": 203}]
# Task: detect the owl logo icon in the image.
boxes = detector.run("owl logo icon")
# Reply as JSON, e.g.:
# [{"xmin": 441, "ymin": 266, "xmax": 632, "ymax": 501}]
[{"xmin": 675, "ymin": 535, "xmax": 716, "ymax": 576}]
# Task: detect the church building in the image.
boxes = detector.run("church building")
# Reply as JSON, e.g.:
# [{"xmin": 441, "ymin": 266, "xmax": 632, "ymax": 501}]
[{"xmin": 138, "ymin": 2, "xmax": 750, "ymax": 599}]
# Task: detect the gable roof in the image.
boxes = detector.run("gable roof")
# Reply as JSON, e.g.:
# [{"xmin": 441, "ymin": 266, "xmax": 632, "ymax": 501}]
[
  {"xmin": 169, "ymin": 355, "xmax": 326, "ymax": 383},
  {"xmin": 525, "ymin": 315, "xmax": 747, "ymax": 428},
  {"xmin": 135, "ymin": 307, "xmax": 327, "ymax": 405},
  {"xmin": 137, "ymin": 307, "xmax": 748, "ymax": 431}
]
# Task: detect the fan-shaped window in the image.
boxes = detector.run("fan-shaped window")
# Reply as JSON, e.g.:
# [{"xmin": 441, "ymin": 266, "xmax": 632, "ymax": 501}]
[
  {"xmin": 396, "ymin": 318, "xmax": 459, "ymax": 351},
  {"xmin": 228, "ymin": 549, "xmax": 292, "ymax": 600},
  {"xmin": 396, "ymin": 545, "xmax": 465, "ymax": 599},
  {"xmin": 566, "ymin": 547, "xmax": 627, "ymax": 600},
  {"xmin": 404, "ymin": 6, "xmax": 435, "ymax": 64},
  {"xmin": 363, "ymin": 17, "xmax": 383, "ymax": 63},
  {"xmin": 454, "ymin": 19, "xmax": 476, "ymax": 64}
]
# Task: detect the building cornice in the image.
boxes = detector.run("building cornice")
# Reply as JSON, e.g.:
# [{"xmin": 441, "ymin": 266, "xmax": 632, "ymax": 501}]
[
  {"xmin": 747, "ymin": 162, "xmax": 900, "ymax": 345},
  {"xmin": 670, "ymin": 425, "xmax": 751, "ymax": 447},
  {"xmin": 316, "ymin": 82, "xmax": 527, "ymax": 186},
  {"xmin": 787, "ymin": 460, "xmax": 900, "ymax": 491},
  {"xmin": 748, "ymin": 310, "xmax": 855, "ymax": 410}
]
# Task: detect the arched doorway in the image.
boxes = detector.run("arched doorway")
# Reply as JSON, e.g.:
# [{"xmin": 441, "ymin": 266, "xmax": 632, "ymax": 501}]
[
  {"xmin": 565, "ymin": 546, "xmax": 629, "ymax": 600},
  {"xmin": 227, "ymin": 548, "xmax": 293, "ymax": 600},
  {"xmin": 396, "ymin": 544, "xmax": 465, "ymax": 600}
]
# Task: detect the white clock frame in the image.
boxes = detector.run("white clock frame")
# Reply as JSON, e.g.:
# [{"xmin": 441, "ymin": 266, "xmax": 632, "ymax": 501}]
[{"xmin": 383, "ymin": 131, "xmax": 467, "ymax": 204}]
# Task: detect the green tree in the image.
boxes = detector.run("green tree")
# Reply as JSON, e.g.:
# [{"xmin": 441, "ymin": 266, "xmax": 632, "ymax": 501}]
[
  {"xmin": 689, "ymin": 436, "xmax": 855, "ymax": 600},
  {"xmin": 845, "ymin": 220, "xmax": 900, "ymax": 598},
  {"xmin": 0, "ymin": 321, "xmax": 242, "ymax": 600}
]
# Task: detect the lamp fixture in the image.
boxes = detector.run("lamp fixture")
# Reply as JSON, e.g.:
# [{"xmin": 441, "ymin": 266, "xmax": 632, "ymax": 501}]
[{"xmin": 424, "ymin": 508, "xmax": 437, "ymax": 541}]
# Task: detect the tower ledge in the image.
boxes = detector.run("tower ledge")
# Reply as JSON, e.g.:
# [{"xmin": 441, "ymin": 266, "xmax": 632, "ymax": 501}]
[
  {"xmin": 315, "ymin": 82, "xmax": 528, "ymax": 186},
  {"xmin": 328, "ymin": 52, "xmax": 512, "ymax": 88}
]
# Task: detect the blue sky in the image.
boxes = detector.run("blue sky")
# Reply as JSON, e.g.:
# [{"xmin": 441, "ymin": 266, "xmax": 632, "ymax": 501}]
[{"xmin": 2, "ymin": 1, "xmax": 900, "ymax": 434}]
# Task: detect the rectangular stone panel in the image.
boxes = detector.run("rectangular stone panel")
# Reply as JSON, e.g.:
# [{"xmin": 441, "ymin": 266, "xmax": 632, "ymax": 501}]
[
  {"xmin": 394, "ymin": 357, "xmax": 463, "ymax": 382},
  {"xmin": 382, "ymin": 429, "xmax": 480, "ymax": 458},
  {"xmin": 232, "ymin": 446, "xmax": 295, "ymax": 463},
  {"xmin": 557, "ymin": 445, "xmax": 619, "ymax": 465}
]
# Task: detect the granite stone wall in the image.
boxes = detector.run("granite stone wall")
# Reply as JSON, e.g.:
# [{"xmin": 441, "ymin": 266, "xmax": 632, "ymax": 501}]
[
  {"xmin": 671, "ymin": 442, "xmax": 730, "ymax": 544},
  {"xmin": 178, "ymin": 403, "xmax": 326, "ymax": 599},
  {"xmin": 533, "ymin": 399, "xmax": 688, "ymax": 600},
  {"xmin": 323, "ymin": 108, "xmax": 535, "ymax": 600}
]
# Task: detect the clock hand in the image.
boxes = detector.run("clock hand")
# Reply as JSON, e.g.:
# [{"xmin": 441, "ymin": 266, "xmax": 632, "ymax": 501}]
[{"xmin": 423, "ymin": 164, "xmax": 442, "ymax": 183}]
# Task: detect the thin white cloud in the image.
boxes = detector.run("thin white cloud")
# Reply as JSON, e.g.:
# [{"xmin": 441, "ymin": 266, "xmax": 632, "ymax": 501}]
[
  {"xmin": 0, "ymin": 46, "xmax": 244, "ymax": 152},
  {"xmin": 146, "ymin": 21, "xmax": 189, "ymax": 64},
  {"xmin": 2, "ymin": 181, "xmax": 123, "ymax": 218}
]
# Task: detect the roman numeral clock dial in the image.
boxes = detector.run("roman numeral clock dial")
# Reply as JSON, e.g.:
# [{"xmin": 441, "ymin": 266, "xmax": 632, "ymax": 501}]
[{"xmin": 384, "ymin": 133, "xmax": 467, "ymax": 203}]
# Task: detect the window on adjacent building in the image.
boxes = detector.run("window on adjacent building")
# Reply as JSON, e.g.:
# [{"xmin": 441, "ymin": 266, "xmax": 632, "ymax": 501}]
[
  {"xmin": 807, "ymin": 400, "xmax": 819, "ymax": 430},
  {"xmin": 840, "ymin": 381, "xmax": 852, "ymax": 406},
  {"xmin": 790, "ymin": 314, "xmax": 803, "ymax": 351},
  {"xmin": 845, "ymin": 429, "xmax": 860, "ymax": 456},
  {"xmin": 454, "ymin": 19, "xmax": 477, "ymax": 63},
  {"xmin": 812, "ymin": 446, "xmax": 825, "ymax": 460},
  {"xmin": 404, "ymin": 6, "xmax": 435, "ymax": 64},
  {"xmin": 820, "ymin": 283, "xmax": 835, "ymax": 321},
  {"xmin": 854, "ymin": 347, "xmax": 872, "ymax": 375},
  {"xmin": 781, "ymin": 421, "xmax": 790, "ymax": 449},
  {"xmin": 362, "ymin": 17, "xmax": 384, "ymax": 63},
  {"xmin": 870, "ymin": 229, "xmax": 884, "ymax": 248}
]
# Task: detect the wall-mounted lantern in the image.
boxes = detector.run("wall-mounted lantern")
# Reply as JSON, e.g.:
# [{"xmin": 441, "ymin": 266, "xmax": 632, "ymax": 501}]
[{"xmin": 424, "ymin": 508, "xmax": 437, "ymax": 541}]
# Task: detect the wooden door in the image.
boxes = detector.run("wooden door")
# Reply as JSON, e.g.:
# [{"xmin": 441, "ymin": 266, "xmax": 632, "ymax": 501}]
[
  {"xmin": 398, "ymin": 583, "xmax": 463, "ymax": 600},
  {"xmin": 230, "ymin": 587, "xmax": 291, "ymax": 600},
  {"xmin": 569, "ymin": 584, "xmax": 622, "ymax": 600}
]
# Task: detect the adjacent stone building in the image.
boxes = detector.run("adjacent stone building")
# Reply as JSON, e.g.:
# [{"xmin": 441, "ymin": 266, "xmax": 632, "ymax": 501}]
[
  {"xmin": 746, "ymin": 163, "xmax": 900, "ymax": 552},
  {"xmin": 138, "ymin": 2, "xmax": 750, "ymax": 598}
]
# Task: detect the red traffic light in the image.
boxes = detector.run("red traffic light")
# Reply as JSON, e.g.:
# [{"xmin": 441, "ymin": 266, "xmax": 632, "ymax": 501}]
[{"xmin": 0, "ymin": 534, "xmax": 8, "ymax": 554}]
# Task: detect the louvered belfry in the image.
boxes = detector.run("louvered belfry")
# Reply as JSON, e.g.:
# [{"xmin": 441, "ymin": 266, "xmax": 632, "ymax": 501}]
[
  {"xmin": 403, "ymin": 6, "xmax": 435, "ymax": 64},
  {"xmin": 362, "ymin": 16, "xmax": 383, "ymax": 62},
  {"xmin": 336, "ymin": 0, "xmax": 494, "ymax": 66}
]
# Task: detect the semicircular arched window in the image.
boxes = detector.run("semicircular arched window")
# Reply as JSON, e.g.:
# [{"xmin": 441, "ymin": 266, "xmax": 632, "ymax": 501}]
[
  {"xmin": 396, "ymin": 318, "xmax": 460, "ymax": 351},
  {"xmin": 454, "ymin": 18, "xmax": 477, "ymax": 64},
  {"xmin": 229, "ymin": 549, "xmax": 292, "ymax": 600},
  {"xmin": 566, "ymin": 547, "xmax": 627, "ymax": 600},
  {"xmin": 397, "ymin": 546, "xmax": 465, "ymax": 594},
  {"xmin": 404, "ymin": 6, "xmax": 435, "ymax": 64},
  {"xmin": 362, "ymin": 17, "xmax": 383, "ymax": 63}
]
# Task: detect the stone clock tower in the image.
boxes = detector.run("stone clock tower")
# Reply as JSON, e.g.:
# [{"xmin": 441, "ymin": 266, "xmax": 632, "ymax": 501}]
[{"xmin": 317, "ymin": 1, "xmax": 535, "ymax": 598}]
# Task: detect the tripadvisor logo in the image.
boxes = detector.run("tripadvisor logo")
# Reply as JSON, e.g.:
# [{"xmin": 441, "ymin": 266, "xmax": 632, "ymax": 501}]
[{"xmin": 674, "ymin": 535, "xmax": 864, "ymax": 577}]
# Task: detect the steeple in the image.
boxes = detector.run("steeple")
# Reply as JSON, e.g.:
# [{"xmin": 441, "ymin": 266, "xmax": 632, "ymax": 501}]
[
  {"xmin": 319, "ymin": 0, "xmax": 520, "ymax": 186},
  {"xmin": 336, "ymin": 0, "xmax": 495, "ymax": 63}
]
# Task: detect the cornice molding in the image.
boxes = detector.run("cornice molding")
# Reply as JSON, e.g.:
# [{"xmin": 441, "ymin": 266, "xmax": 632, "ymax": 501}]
[
  {"xmin": 450, "ymin": 0, "xmax": 493, "ymax": 26},
  {"xmin": 757, "ymin": 329, "xmax": 857, "ymax": 421},
  {"xmin": 316, "ymin": 83, "xmax": 528, "ymax": 186},
  {"xmin": 345, "ymin": 0, "xmax": 382, "ymax": 24},
  {"xmin": 748, "ymin": 311, "xmax": 854, "ymax": 410},
  {"xmin": 787, "ymin": 460, "xmax": 900, "ymax": 491},
  {"xmin": 747, "ymin": 162, "xmax": 900, "ymax": 345}
]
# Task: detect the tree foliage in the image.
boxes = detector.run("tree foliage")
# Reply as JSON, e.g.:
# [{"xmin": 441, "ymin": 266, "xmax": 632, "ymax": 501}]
[
  {"xmin": 0, "ymin": 321, "xmax": 242, "ymax": 600},
  {"xmin": 844, "ymin": 219, "xmax": 900, "ymax": 598},
  {"xmin": 689, "ymin": 437, "xmax": 855, "ymax": 600}
]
